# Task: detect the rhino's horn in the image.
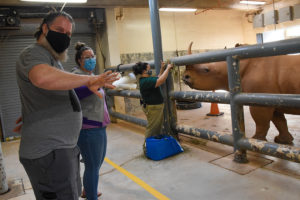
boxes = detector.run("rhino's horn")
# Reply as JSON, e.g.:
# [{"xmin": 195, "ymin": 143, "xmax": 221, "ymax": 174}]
[{"xmin": 188, "ymin": 41, "xmax": 193, "ymax": 55}]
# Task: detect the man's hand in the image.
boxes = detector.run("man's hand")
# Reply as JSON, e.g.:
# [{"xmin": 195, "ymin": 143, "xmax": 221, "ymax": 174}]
[
  {"xmin": 104, "ymin": 83, "xmax": 116, "ymax": 89},
  {"xmin": 102, "ymin": 72, "xmax": 120, "ymax": 89},
  {"xmin": 87, "ymin": 71, "xmax": 119, "ymax": 98},
  {"xmin": 13, "ymin": 116, "xmax": 22, "ymax": 133}
]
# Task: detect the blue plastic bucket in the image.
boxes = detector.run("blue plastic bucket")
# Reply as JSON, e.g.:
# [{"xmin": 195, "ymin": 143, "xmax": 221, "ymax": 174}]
[{"xmin": 145, "ymin": 135, "xmax": 184, "ymax": 161}]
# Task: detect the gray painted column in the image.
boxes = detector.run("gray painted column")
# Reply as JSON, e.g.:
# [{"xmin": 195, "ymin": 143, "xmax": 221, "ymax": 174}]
[
  {"xmin": 148, "ymin": 0, "xmax": 163, "ymax": 73},
  {"xmin": 105, "ymin": 8, "xmax": 121, "ymax": 66},
  {"xmin": 226, "ymin": 56, "xmax": 248, "ymax": 163},
  {"xmin": 0, "ymin": 142, "xmax": 8, "ymax": 194},
  {"xmin": 148, "ymin": 0, "xmax": 177, "ymax": 137}
]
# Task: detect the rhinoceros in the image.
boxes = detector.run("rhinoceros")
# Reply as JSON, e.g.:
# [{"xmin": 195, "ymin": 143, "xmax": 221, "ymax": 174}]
[{"xmin": 182, "ymin": 42, "xmax": 300, "ymax": 144}]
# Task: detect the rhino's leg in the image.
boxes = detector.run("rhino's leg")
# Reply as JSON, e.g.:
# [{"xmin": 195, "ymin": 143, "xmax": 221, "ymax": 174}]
[
  {"xmin": 271, "ymin": 111, "xmax": 294, "ymax": 144},
  {"xmin": 250, "ymin": 106, "xmax": 274, "ymax": 141}
]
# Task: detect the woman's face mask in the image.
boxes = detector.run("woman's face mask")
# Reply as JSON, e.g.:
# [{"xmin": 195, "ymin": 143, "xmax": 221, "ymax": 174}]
[
  {"xmin": 83, "ymin": 58, "xmax": 96, "ymax": 71},
  {"xmin": 146, "ymin": 70, "xmax": 153, "ymax": 76},
  {"xmin": 46, "ymin": 29, "xmax": 71, "ymax": 53}
]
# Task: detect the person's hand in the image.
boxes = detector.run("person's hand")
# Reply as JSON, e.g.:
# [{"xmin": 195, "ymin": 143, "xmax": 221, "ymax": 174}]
[
  {"xmin": 104, "ymin": 83, "xmax": 116, "ymax": 89},
  {"xmin": 104, "ymin": 72, "xmax": 119, "ymax": 89},
  {"xmin": 87, "ymin": 71, "xmax": 119, "ymax": 98},
  {"xmin": 166, "ymin": 63, "xmax": 173, "ymax": 71},
  {"xmin": 13, "ymin": 116, "xmax": 22, "ymax": 133}
]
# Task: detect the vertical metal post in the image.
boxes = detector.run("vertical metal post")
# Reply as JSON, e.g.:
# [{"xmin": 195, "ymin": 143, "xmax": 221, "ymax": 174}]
[
  {"xmin": 0, "ymin": 141, "xmax": 8, "ymax": 194},
  {"xmin": 105, "ymin": 90, "xmax": 117, "ymax": 123},
  {"xmin": 226, "ymin": 56, "xmax": 248, "ymax": 163},
  {"xmin": 148, "ymin": 0, "xmax": 177, "ymax": 137},
  {"xmin": 148, "ymin": 0, "xmax": 163, "ymax": 74}
]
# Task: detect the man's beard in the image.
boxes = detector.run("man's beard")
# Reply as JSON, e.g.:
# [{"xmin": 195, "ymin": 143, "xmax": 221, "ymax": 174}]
[{"xmin": 40, "ymin": 37, "xmax": 69, "ymax": 62}]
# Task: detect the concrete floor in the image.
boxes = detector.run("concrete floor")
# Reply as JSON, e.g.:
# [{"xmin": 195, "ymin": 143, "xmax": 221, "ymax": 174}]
[{"xmin": 1, "ymin": 103, "xmax": 300, "ymax": 200}]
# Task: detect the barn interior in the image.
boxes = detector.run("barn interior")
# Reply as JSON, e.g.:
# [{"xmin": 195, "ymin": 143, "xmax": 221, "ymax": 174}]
[{"xmin": 0, "ymin": 0, "xmax": 300, "ymax": 199}]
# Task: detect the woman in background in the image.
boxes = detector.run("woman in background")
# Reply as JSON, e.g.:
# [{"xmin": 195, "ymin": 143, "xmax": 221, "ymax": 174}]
[{"xmin": 72, "ymin": 42, "xmax": 115, "ymax": 199}]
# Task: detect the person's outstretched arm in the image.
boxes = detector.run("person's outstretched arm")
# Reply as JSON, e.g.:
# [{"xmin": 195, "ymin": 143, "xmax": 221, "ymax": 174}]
[
  {"xmin": 158, "ymin": 61, "xmax": 165, "ymax": 77},
  {"xmin": 29, "ymin": 64, "xmax": 118, "ymax": 98},
  {"xmin": 155, "ymin": 63, "xmax": 173, "ymax": 88}
]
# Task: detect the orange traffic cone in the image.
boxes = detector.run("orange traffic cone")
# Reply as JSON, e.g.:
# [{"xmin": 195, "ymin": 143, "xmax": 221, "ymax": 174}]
[{"xmin": 206, "ymin": 102, "xmax": 224, "ymax": 116}]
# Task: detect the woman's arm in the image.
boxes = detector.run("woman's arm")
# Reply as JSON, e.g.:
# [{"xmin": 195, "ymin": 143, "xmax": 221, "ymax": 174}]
[
  {"xmin": 158, "ymin": 61, "xmax": 165, "ymax": 77},
  {"xmin": 155, "ymin": 63, "xmax": 173, "ymax": 88},
  {"xmin": 74, "ymin": 86, "xmax": 94, "ymax": 100}
]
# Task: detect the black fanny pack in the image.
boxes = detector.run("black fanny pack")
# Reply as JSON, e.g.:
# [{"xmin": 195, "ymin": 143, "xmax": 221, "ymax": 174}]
[{"xmin": 140, "ymin": 99, "xmax": 146, "ymax": 108}]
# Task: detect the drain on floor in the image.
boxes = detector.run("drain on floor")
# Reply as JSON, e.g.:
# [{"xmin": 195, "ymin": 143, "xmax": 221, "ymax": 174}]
[
  {"xmin": 210, "ymin": 153, "xmax": 273, "ymax": 175},
  {"xmin": 249, "ymin": 152, "xmax": 300, "ymax": 179},
  {"xmin": 0, "ymin": 178, "xmax": 25, "ymax": 199}
]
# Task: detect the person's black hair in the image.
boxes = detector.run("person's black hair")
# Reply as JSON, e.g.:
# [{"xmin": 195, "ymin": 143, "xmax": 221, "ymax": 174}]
[
  {"xmin": 34, "ymin": 11, "xmax": 74, "ymax": 40},
  {"xmin": 132, "ymin": 62, "xmax": 148, "ymax": 76},
  {"xmin": 74, "ymin": 41, "xmax": 92, "ymax": 66}
]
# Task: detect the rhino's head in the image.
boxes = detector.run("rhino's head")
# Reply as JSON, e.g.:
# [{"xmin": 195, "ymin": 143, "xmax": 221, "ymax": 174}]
[{"xmin": 182, "ymin": 42, "xmax": 229, "ymax": 91}]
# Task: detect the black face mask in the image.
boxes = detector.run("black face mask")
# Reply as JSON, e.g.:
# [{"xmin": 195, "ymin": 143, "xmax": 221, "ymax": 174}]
[
  {"xmin": 146, "ymin": 70, "xmax": 152, "ymax": 76},
  {"xmin": 46, "ymin": 29, "xmax": 71, "ymax": 53}
]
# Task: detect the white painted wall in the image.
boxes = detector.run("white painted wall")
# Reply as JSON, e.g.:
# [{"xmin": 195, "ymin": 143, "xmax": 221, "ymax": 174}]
[
  {"xmin": 252, "ymin": 0, "xmax": 300, "ymax": 33},
  {"xmin": 263, "ymin": 0, "xmax": 300, "ymax": 12},
  {"xmin": 115, "ymin": 8, "xmax": 257, "ymax": 54},
  {"xmin": 251, "ymin": 0, "xmax": 300, "ymax": 42},
  {"xmin": 105, "ymin": 8, "xmax": 121, "ymax": 66},
  {"xmin": 111, "ymin": 1, "xmax": 300, "ymax": 55}
]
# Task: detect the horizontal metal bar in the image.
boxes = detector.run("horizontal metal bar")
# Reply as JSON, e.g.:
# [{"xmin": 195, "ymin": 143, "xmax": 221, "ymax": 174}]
[
  {"xmin": 170, "ymin": 91, "xmax": 230, "ymax": 104},
  {"xmin": 106, "ymin": 39, "xmax": 300, "ymax": 72},
  {"xmin": 107, "ymin": 90, "xmax": 300, "ymax": 110},
  {"xmin": 175, "ymin": 124, "xmax": 234, "ymax": 146},
  {"xmin": 106, "ymin": 89, "xmax": 141, "ymax": 98},
  {"xmin": 109, "ymin": 109, "xmax": 147, "ymax": 127},
  {"xmin": 234, "ymin": 93, "xmax": 300, "ymax": 108},
  {"xmin": 105, "ymin": 61, "xmax": 155, "ymax": 72},
  {"xmin": 171, "ymin": 38, "xmax": 300, "ymax": 65},
  {"xmin": 176, "ymin": 124, "xmax": 300, "ymax": 163},
  {"xmin": 238, "ymin": 138, "xmax": 300, "ymax": 163}
]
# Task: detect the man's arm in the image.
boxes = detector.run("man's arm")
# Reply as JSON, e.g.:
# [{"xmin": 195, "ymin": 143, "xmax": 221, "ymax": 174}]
[
  {"xmin": 29, "ymin": 64, "xmax": 94, "ymax": 90},
  {"xmin": 29, "ymin": 64, "xmax": 119, "ymax": 98}
]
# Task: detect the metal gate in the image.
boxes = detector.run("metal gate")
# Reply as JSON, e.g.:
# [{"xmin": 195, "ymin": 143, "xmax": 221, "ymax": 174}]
[{"xmin": 106, "ymin": 0, "xmax": 300, "ymax": 163}]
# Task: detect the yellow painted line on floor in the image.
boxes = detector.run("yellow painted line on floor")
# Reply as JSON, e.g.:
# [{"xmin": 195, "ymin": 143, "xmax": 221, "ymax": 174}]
[{"xmin": 104, "ymin": 157, "xmax": 170, "ymax": 200}]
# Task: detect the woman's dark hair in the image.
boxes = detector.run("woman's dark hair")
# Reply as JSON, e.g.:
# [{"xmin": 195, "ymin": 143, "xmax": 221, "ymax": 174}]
[
  {"xmin": 74, "ymin": 42, "xmax": 92, "ymax": 66},
  {"xmin": 34, "ymin": 11, "xmax": 74, "ymax": 40},
  {"xmin": 132, "ymin": 62, "xmax": 148, "ymax": 76}
]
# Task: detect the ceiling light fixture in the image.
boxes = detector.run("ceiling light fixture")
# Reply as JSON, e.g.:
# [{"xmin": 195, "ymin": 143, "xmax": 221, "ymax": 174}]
[
  {"xmin": 159, "ymin": 8, "xmax": 197, "ymax": 12},
  {"xmin": 240, "ymin": 1, "xmax": 266, "ymax": 5},
  {"xmin": 20, "ymin": 0, "xmax": 87, "ymax": 3}
]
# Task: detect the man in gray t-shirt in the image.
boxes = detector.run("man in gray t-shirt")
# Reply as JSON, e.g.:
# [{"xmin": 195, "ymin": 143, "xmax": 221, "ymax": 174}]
[
  {"xmin": 17, "ymin": 43, "xmax": 83, "ymax": 159},
  {"xmin": 15, "ymin": 11, "xmax": 117, "ymax": 200}
]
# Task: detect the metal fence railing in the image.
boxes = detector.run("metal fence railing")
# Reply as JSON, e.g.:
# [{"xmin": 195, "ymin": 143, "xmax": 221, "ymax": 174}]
[
  {"xmin": 106, "ymin": 37, "xmax": 300, "ymax": 163},
  {"xmin": 105, "ymin": 0, "xmax": 300, "ymax": 163}
]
